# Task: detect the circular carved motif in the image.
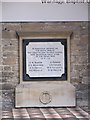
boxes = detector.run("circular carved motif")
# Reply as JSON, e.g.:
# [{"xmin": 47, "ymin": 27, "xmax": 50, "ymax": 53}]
[{"xmin": 39, "ymin": 91, "xmax": 52, "ymax": 105}]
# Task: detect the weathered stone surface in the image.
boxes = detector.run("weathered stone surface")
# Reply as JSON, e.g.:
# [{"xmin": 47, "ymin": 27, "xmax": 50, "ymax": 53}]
[
  {"xmin": 2, "ymin": 72, "xmax": 14, "ymax": 79},
  {"xmin": 3, "ymin": 45, "xmax": 18, "ymax": 52},
  {"xmin": 2, "ymin": 31, "xmax": 17, "ymax": 39},
  {"xmin": 3, "ymin": 66, "xmax": 11, "ymax": 71},
  {"xmin": 16, "ymin": 82, "xmax": 75, "ymax": 107},
  {"xmin": 0, "ymin": 66, "xmax": 3, "ymax": 72},
  {"xmin": 1, "ymin": 22, "xmax": 88, "ymax": 110},
  {"xmin": 1, "ymin": 76, "xmax": 19, "ymax": 84},
  {"xmin": 21, "ymin": 23, "xmax": 45, "ymax": 31},
  {"xmin": 2, "ymin": 23, "xmax": 21, "ymax": 31},
  {"xmin": 3, "ymin": 57, "xmax": 16, "ymax": 65},
  {"xmin": 0, "ymin": 56, "xmax": 2, "ymax": 65},
  {"xmin": 2, "ymin": 90, "xmax": 14, "ymax": 111},
  {"xmin": 2, "ymin": 83, "xmax": 16, "ymax": 90}
]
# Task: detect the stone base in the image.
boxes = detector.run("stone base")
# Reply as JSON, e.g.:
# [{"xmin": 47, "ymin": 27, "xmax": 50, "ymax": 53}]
[{"xmin": 15, "ymin": 81, "xmax": 76, "ymax": 108}]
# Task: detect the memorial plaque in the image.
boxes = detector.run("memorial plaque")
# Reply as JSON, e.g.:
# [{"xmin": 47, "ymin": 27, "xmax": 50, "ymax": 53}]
[
  {"xmin": 26, "ymin": 42, "xmax": 64, "ymax": 77},
  {"xmin": 16, "ymin": 32, "xmax": 76, "ymax": 108},
  {"xmin": 22, "ymin": 39, "xmax": 67, "ymax": 81}
]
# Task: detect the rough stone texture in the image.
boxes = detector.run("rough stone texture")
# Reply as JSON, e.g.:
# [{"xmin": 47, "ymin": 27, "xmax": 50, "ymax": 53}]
[
  {"xmin": 88, "ymin": 22, "xmax": 90, "ymax": 111},
  {"xmin": 0, "ymin": 23, "xmax": 2, "ymax": 118},
  {"xmin": 1, "ymin": 22, "xmax": 89, "ymax": 111}
]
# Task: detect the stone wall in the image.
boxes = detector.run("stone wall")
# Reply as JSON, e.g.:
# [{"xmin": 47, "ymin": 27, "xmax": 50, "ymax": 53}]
[
  {"xmin": 0, "ymin": 22, "xmax": 88, "ymax": 111},
  {"xmin": 88, "ymin": 22, "xmax": 90, "ymax": 110}
]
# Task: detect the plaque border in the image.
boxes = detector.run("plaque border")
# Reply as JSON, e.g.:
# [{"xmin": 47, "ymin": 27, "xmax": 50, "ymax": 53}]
[
  {"xmin": 22, "ymin": 39, "xmax": 67, "ymax": 81},
  {"xmin": 18, "ymin": 32, "xmax": 72, "ymax": 83}
]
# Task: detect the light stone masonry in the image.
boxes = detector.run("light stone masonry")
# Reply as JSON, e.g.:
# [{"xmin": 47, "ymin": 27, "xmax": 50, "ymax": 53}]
[{"xmin": 0, "ymin": 22, "xmax": 89, "ymax": 111}]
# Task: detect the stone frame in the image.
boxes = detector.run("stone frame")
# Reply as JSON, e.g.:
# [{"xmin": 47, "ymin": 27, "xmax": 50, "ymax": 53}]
[
  {"xmin": 15, "ymin": 31, "xmax": 76, "ymax": 107},
  {"xmin": 18, "ymin": 32, "xmax": 72, "ymax": 84}
]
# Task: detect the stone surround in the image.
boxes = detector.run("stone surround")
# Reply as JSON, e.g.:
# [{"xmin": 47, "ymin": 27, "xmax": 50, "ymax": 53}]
[{"xmin": 0, "ymin": 22, "xmax": 89, "ymax": 111}]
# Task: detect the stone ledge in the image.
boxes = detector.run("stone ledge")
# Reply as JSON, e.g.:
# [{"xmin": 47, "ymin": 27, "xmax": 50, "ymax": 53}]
[{"xmin": 15, "ymin": 81, "xmax": 76, "ymax": 107}]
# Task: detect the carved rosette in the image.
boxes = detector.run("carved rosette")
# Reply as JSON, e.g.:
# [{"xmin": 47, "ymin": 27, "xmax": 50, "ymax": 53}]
[{"xmin": 39, "ymin": 91, "xmax": 52, "ymax": 105}]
